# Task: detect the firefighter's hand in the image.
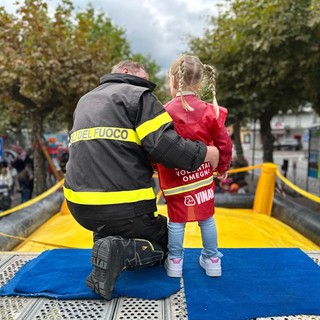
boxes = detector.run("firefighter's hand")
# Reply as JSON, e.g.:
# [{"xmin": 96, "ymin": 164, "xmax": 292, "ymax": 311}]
[{"xmin": 205, "ymin": 146, "xmax": 219, "ymax": 170}]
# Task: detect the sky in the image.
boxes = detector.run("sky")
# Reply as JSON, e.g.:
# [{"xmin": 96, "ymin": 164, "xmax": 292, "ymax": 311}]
[{"xmin": 3, "ymin": 0, "xmax": 226, "ymax": 72}]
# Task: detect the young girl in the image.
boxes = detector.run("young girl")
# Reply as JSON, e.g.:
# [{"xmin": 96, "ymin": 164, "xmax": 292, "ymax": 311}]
[{"xmin": 157, "ymin": 55, "xmax": 232, "ymax": 277}]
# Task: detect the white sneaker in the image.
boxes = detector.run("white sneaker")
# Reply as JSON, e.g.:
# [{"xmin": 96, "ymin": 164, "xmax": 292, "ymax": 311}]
[
  {"xmin": 164, "ymin": 258, "xmax": 183, "ymax": 277},
  {"xmin": 199, "ymin": 255, "xmax": 221, "ymax": 277}
]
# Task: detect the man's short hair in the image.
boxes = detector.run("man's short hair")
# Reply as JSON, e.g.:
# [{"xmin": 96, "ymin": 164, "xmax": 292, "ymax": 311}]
[{"xmin": 111, "ymin": 60, "xmax": 147, "ymax": 74}]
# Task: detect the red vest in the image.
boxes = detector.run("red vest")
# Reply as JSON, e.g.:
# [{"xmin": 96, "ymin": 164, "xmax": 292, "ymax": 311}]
[{"xmin": 157, "ymin": 94, "xmax": 232, "ymax": 222}]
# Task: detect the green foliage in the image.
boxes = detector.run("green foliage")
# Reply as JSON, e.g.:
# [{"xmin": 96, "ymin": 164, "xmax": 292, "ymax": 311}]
[
  {"xmin": 0, "ymin": 0, "xmax": 131, "ymax": 132},
  {"xmin": 191, "ymin": 0, "xmax": 318, "ymax": 116},
  {"xmin": 0, "ymin": 0, "xmax": 165, "ymax": 193},
  {"xmin": 130, "ymin": 53, "xmax": 170, "ymax": 104},
  {"xmin": 0, "ymin": 0, "xmax": 166, "ymax": 132},
  {"xmin": 189, "ymin": 0, "xmax": 320, "ymax": 161},
  {"xmin": 303, "ymin": 0, "xmax": 320, "ymax": 115}
]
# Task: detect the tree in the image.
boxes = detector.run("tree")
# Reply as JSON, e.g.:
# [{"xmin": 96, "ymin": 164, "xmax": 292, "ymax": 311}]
[
  {"xmin": 0, "ymin": 0, "xmax": 167, "ymax": 195},
  {"xmin": 53, "ymin": 3, "xmax": 131, "ymax": 131},
  {"xmin": 131, "ymin": 53, "xmax": 170, "ymax": 104},
  {"xmin": 0, "ymin": 0, "xmax": 131, "ymax": 195},
  {"xmin": 302, "ymin": 0, "xmax": 320, "ymax": 116},
  {"xmin": 189, "ymin": 0, "xmax": 320, "ymax": 162},
  {"xmin": 190, "ymin": 23, "xmax": 250, "ymax": 164}
]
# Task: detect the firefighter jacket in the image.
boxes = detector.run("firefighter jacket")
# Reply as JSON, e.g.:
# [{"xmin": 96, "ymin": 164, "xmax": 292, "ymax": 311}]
[
  {"xmin": 64, "ymin": 74, "xmax": 208, "ymax": 221},
  {"xmin": 156, "ymin": 93, "xmax": 232, "ymax": 223}
]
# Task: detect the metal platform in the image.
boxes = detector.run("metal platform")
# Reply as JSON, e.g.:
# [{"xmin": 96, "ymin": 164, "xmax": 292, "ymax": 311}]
[{"xmin": 0, "ymin": 251, "xmax": 319, "ymax": 320}]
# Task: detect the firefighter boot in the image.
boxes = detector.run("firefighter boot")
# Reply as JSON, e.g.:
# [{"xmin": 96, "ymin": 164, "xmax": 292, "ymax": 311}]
[{"xmin": 86, "ymin": 236, "xmax": 164, "ymax": 300}]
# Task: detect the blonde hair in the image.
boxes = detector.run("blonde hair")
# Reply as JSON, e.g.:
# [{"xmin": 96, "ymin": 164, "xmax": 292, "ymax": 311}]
[{"xmin": 169, "ymin": 55, "xmax": 219, "ymax": 115}]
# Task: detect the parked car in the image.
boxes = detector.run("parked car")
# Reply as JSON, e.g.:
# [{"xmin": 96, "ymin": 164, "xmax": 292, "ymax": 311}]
[{"xmin": 273, "ymin": 138, "xmax": 302, "ymax": 151}]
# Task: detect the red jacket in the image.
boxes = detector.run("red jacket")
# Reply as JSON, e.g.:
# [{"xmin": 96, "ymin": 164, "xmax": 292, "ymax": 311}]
[
  {"xmin": 157, "ymin": 94, "xmax": 232, "ymax": 222},
  {"xmin": 47, "ymin": 143, "xmax": 59, "ymax": 158}
]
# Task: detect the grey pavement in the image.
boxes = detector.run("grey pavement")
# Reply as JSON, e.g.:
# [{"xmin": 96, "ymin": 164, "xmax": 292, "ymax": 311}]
[
  {"xmin": 244, "ymin": 147, "xmax": 320, "ymax": 212},
  {"xmin": 247, "ymin": 148, "xmax": 320, "ymax": 197}
]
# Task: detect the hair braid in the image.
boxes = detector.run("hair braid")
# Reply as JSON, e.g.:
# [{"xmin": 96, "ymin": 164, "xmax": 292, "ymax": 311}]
[
  {"xmin": 178, "ymin": 56, "xmax": 194, "ymax": 111},
  {"xmin": 204, "ymin": 64, "xmax": 219, "ymax": 117},
  {"xmin": 178, "ymin": 58, "xmax": 185, "ymax": 93}
]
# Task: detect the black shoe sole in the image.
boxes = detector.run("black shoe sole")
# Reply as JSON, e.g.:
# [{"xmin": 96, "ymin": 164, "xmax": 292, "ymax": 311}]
[{"xmin": 86, "ymin": 237, "xmax": 124, "ymax": 300}]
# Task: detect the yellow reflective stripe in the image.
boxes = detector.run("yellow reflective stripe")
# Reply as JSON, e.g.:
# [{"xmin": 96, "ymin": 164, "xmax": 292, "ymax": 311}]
[
  {"xmin": 63, "ymin": 186, "xmax": 155, "ymax": 205},
  {"xmin": 134, "ymin": 238, "xmax": 154, "ymax": 250},
  {"xmin": 136, "ymin": 112, "xmax": 172, "ymax": 140},
  {"xmin": 163, "ymin": 175, "xmax": 214, "ymax": 196},
  {"xmin": 69, "ymin": 127, "xmax": 141, "ymax": 146}
]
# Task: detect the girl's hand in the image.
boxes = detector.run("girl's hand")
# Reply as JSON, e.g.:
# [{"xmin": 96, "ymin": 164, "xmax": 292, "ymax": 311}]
[{"xmin": 216, "ymin": 172, "xmax": 228, "ymax": 180}]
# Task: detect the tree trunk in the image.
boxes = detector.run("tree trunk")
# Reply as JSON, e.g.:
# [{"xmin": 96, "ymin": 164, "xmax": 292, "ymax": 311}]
[
  {"xmin": 259, "ymin": 110, "xmax": 275, "ymax": 163},
  {"xmin": 13, "ymin": 128, "xmax": 27, "ymax": 150},
  {"xmin": 30, "ymin": 110, "xmax": 47, "ymax": 196},
  {"xmin": 233, "ymin": 120, "xmax": 246, "ymax": 163}
]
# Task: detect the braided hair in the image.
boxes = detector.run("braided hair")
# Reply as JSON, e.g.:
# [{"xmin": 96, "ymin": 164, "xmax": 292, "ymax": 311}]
[{"xmin": 169, "ymin": 55, "xmax": 218, "ymax": 115}]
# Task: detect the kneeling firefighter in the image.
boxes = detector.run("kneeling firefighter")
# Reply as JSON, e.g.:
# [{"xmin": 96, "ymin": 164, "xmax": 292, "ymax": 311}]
[{"xmin": 64, "ymin": 60, "xmax": 219, "ymax": 300}]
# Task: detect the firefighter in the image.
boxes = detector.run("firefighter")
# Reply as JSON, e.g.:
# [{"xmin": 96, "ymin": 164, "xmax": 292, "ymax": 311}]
[{"xmin": 64, "ymin": 60, "xmax": 220, "ymax": 300}]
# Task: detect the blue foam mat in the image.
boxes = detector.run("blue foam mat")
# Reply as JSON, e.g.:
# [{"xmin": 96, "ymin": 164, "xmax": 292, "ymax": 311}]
[
  {"xmin": 183, "ymin": 248, "xmax": 320, "ymax": 320},
  {"xmin": 0, "ymin": 249, "xmax": 180, "ymax": 300},
  {"xmin": 1, "ymin": 247, "xmax": 320, "ymax": 320}
]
